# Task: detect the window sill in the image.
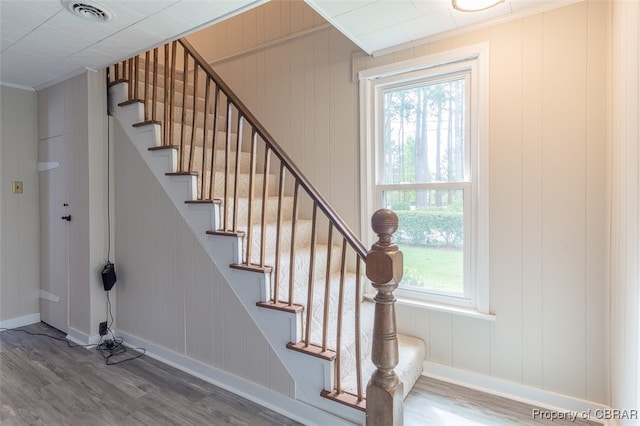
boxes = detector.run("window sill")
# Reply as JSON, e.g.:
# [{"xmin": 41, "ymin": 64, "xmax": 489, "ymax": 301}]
[{"xmin": 395, "ymin": 296, "xmax": 496, "ymax": 321}]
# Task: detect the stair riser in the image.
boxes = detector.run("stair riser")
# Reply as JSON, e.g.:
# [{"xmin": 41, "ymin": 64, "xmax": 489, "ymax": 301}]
[
  {"xmin": 205, "ymin": 171, "xmax": 277, "ymax": 202},
  {"xmin": 138, "ymin": 85, "xmax": 214, "ymax": 115},
  {"xmin": 241, "ymin": 217, "xmax": 311, "ymax": 261},
  {"xmin": 112, "ymin": 73, "xmax": 426, "ymax": 413},
  {"xmin": 184, "ymin": 146, "xmax": 253, "ymax": 175},
  {"xmin": 133, "ymin": 66, "xmax": 205, "ymax": 96},
  {"xmin": 170, "ymin": 125, "xmax": 238, "ymax": 154},
  {"xmin": 135, "ymin": 80, "xmax": 224, "ymax": 115},
  {"xmin": 226, "ymin": 196, "xmax": 295, "ymax": 230},
  {"xmin": 152, "ymin": 102, "xmax": 227, "ymax": 133},
  {"xmin": 268, "ymin": 244, "xmax": 345, "ymax": 300}
]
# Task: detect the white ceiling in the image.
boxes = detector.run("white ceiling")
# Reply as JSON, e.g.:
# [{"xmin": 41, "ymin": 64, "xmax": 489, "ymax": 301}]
[
  {"xmin": 306, "ymin": 0, "xmax": 580, "ymax": 56},
  {"xmin": 0, "ymin": 0, "xmax": 265, "ymax": 90},
  {"xmin": 1, "ymin": 0, "xmax": 578, "ymax": 90}
]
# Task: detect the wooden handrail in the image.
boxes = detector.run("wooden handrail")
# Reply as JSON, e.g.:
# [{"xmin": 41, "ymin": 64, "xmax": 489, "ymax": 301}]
[
  {"xmin": 108, "ymin": 38, "xmax": 396, "ymax": 410},
  {"xmin": 177, "ymin": 39, "xmax": 367, "ymax": 260}
]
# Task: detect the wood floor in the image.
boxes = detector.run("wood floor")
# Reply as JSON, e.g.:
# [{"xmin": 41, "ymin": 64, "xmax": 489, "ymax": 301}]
[
  {"xmin": 405, "ymin": 376, "xmax": 598, "ymax": 425},
  {"xmin": 1, "ymin": 323, "xmax": 598, "ymax": 425},
  {"xmin": 0, "ymin": 323, "xmax": 300, "ymax": 426}
]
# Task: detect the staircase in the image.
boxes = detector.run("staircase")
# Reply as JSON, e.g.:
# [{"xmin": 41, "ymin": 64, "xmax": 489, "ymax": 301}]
[{"xmin": 107, "ymin": 39, "xmax": 424, "ymax": 424}]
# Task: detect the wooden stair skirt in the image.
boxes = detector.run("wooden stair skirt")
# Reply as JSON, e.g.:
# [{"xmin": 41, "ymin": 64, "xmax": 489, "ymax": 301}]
[{"xmin": 108, "ymin": 39, "xmax": 425, "ymax": 423}]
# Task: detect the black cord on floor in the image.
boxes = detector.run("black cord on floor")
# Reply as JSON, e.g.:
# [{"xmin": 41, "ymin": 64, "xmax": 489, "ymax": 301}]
[
  {"xmin": 96, "ymin": 290, "xmax": 146, "ymax": 365},
  {"xmin": 0, "ymin": 326, "xmax": 146, "ymax": 366},
  {"xmin": 0, "ymin": 327, "xmax": 94, "ymax": 348},
  {"xmin": 95, "ymin": 335, "xmax": 146, "ymax": 366}
]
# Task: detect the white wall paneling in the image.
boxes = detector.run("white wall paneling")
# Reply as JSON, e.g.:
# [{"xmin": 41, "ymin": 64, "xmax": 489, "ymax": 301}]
[
  {"xmin": 186, "ymin": 0, "xmax": 611, "ymax": 407},
  {"xmin": 540, "ymin": 3, "xmax": 588, "ymax": 399},
  {"xmin": 110, "ymin": 95, "xmax": 363, "ymax": 424},
  {"xmin": 112, "ymin": 118, "xmax": 294, "ymax": 396},
  {"xmin": 36, "ymin": 71, "xmax": 110, "ymax": 341},
  {"xmin": 520, "ymin": 12, "xmax": 544, "ymax": 392},
  {"xmin": 611, "ymin": 0, "xmax": 640, "ymax": 423},
  {"xmin": 187, "ymin": 0, "xmax": 361, "ymax": 234},
  {"xmin": 0, "ymin": 85, "xmax": 39, "ymax": 323},
  {"xmin": 378, "ymin": 0, "xmax": 608, "ymax": 405}
]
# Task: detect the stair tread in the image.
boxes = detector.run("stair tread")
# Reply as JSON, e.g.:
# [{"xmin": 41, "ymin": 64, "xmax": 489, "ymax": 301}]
[
  {"xmin": 341, "ymin": 333, "xmax": 425, "ymax": 399},
  {"xmin": 111, "ymin": 66, "xmax": 427, "ymax": 411}
]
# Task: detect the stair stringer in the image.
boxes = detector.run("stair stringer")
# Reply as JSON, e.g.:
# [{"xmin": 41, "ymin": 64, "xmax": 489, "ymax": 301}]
[{"xmin": 110, "ymin": 83, "xmax": 366, "ymax": 425}]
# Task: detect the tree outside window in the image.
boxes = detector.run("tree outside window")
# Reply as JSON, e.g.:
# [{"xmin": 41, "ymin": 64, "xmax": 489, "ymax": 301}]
[{"xmin": 360, "ymin": 46, "xmax": 488, "ymax": 311}]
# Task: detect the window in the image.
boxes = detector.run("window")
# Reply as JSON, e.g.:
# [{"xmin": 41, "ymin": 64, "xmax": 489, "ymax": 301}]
[{"xmin": 359, "ymin": 45, "xmax": 489, "ymax": 313}]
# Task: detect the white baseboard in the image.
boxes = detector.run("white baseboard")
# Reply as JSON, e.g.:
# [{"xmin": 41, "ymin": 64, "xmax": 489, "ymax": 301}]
[
  {"xmin": 66, "ymin": 326, "xmax": 102, "ymax": 346},
  {"xmin": 0, "ymin": 313, "xmax": 40, "ymax": 330},
  {"xmin": 423, "ymin": 361, "xmax": 617, "ymax": 426},
  {"xmin": 117, "ymin": 330, "xmax": 356, "ymax": 426}
]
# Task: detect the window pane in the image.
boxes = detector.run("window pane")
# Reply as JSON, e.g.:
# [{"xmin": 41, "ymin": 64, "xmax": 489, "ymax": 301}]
[
  {"xmin": 382, "ymin": 77, "xmax": 466, "ymax": 184},
  {"xmin": 383, "ymin": 189, "xmax": 464, "ymax": 294}
]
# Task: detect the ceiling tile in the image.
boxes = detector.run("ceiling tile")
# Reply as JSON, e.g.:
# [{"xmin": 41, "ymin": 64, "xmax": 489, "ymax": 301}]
[
  {"xmin": 0, "ymin": 19, "xmax": 30, "ymax": 44},
  {"xmin": 1, "ymin": 37, "xmax": 15, "ymax": 51},
  {"xmin": 333, "ymin": 1, "xmax": 429, "ymax": 36},
  {"xmin": 135, "ymin": 11, "xmax": 191, "ymax": 38},
  {"xmin": 0, "ymin": 46, "xmax": 50, "ymax": 68},
  {"xmin": 402, "ymin": 8, "xmax": 456, "ymax": 41},
  {"xmin": 411, "ymin": 0, "xmax": 454, "ymax": 15},
  {"xmin": 0, "ymin": 2, "xmax": 59, "ymax": 41},
  {"xmin": 112, "ymin": 0, "xmax": 179, "ymax": 17},
  {"xmin": 162, "ymin": 0, "xmax": 266, "ymax": 28},
  {"xmin": 357, "ymin": 26, "xmax": 412, "ymax": 52},
  {"xmin": 305, "ymin": 0, "xmax": 376, "ymax": 18},
  {"xmin": 11, "ymin": 0, "xmax": 63, "ymax": 16},
  {"xmin": 109, "ymin": 26, "xmax": 165, "ymax": 50},
  {"xmin": 0, "ymin": 0, "xmax": 579, "ymax": 88},
  {"xmin": 90, "ymin": 37, "xmax": 139, "ymax": 59},
  {"xmin": 68, "ymin": 48, "xmax": 121, "ymax": 67},
  {"xmin": 161, "ymin": 1, "xmax": 226, "ymax": 25},
  {"xmin": 44, "ymin": 12, "xmax": 116, "ymax": 43}
]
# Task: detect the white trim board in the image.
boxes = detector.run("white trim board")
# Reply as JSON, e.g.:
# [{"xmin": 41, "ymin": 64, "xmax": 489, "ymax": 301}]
[
  {"xmin": 0, "ymin": 313, "xmax": 40, "ymax": 330},
  {"xmin": 118, "ymin": 330, "xmax": 357, "ymax": 426},
  {"xmin": 66, "ymin": 326, "xmax": 102, "ymax": 346},
  {"xmin": 423, "ymin": 362, "xmax": 616, "ymax": 426}
]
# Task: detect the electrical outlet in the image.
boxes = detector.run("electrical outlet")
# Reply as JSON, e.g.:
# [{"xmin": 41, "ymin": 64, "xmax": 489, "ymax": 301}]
[
  {"xmin": 99, "ymin": 321, "xmax": 108, "ymax": 336},
  {"xmin": 12, "ymin": 181, "xmax": 23, "ymax": 194}
]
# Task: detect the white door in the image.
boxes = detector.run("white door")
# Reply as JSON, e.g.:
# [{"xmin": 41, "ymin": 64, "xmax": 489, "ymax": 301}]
[{"xmin": 38, "ymin": 135, "xmax": 69, "ymax": 332}]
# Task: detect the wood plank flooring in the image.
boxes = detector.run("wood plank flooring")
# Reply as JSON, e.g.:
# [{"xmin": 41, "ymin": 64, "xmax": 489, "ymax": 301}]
[
  {"xmin": 0, "ymin": 323, "xmax": 300, "ymax": 426},
  {"xmin": 1, "ymin": 323, "xmax": 599, "ymax": 425},
  {"xmin": 405, "ymin": 376, "xmax": 599, "ymax": 425}
]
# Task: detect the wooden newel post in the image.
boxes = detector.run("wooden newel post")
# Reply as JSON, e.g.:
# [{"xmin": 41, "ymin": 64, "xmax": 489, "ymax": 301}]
[{"xmin": 366, "ymin": 209, "xmax": 404, "ymax": 426}]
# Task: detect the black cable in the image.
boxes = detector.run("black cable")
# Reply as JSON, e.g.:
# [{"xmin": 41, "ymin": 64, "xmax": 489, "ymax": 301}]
[
  {"xmin": 98, "ymin": 291, "xmax": 147, "ymax": 365},
  {"xmin": 95, "ymin": 335, "xmax": 146, "ymax": 366},
  {"xmin": 0, "ymin": 328, "xmax": 95, "ymax": 348},
  {"xmin": 107, "ymin": 114, "xmax": 112, "ymax": 263},
  {"xmin": 0, "ymin": 327, "xmax": 146, "ymax": 366},
  {"xmin": 106, "ymin": 291, "xmax": 114, "ymax": 330}
]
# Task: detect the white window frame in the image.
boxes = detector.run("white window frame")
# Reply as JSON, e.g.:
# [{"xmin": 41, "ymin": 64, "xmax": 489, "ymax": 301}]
[{"xmin": 359, "ymin": 44, "xmax": 490, "ymax": 314}]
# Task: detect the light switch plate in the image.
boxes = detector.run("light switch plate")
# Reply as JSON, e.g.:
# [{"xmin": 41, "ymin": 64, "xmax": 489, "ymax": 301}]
[{"xmin": 12, "ymin": 181, "xmax": 23, "ymax": 194}]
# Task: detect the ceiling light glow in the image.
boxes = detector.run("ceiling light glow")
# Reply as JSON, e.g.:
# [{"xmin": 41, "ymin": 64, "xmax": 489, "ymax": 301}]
[{"xmin": 452, "ymin": 0, "xmax": 505, "ymax": 12}]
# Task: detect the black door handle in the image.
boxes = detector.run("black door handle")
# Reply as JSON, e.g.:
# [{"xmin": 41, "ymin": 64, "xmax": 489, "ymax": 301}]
[{"xmin": 61, "ymin": 215, "xmax": 71, "ymax": 221}]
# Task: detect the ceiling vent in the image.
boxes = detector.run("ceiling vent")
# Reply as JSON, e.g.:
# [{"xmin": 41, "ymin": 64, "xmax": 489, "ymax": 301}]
[{"xmin": 62, "ymin": 0, "xmax": 114, "ymax": 22}]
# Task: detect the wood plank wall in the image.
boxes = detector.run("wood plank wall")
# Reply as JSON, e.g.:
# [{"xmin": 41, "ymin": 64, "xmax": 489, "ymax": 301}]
[
  {"xmin": 611, "ymin": 0, "xmax": 640, "ymax": 421},
  {"xmin": 36, "ymin": 72, "xmax": 110, "ymax": 338},
  {"xmin": 113, "ymin": 120, "xmax": 294, "ymax": 397},
  {"xmin": 187, "ymin": 1, "xmax": 361, "ymax": 235},
  {"xmin": 186, "ymin": 0, "xmax": 610, "ymax": 405},
  {"xmin": 359, "ymin": 1, "xmax": 609, "ymax": 404},
  {"xmin": 0, "ymin": 86, "xmax": 39, "ymax": 322}
]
